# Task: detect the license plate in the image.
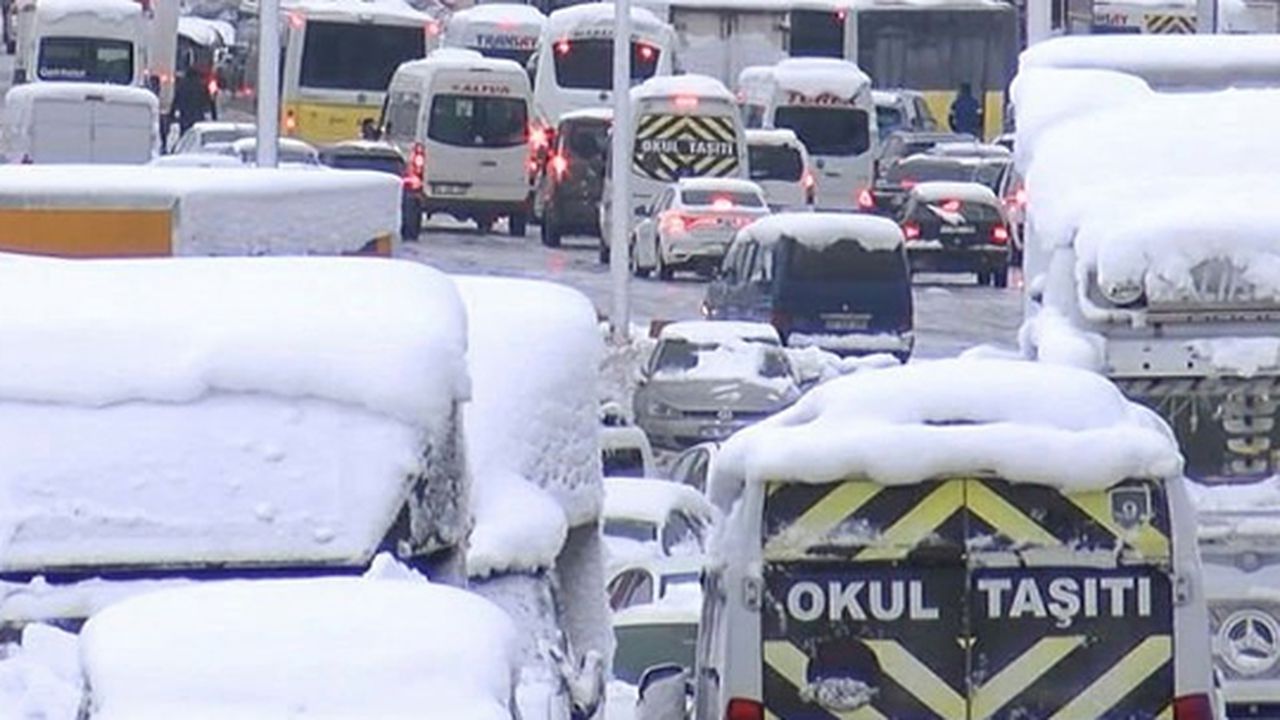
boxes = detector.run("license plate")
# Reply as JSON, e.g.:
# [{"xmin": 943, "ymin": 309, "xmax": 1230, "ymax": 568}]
[
  {"xmin": 822, "ymin": 313, "xmax": 870, "ymax": 331},
  {"xmin": 940, "ymin": 225, "xmax": 976, "ymax": 234},
  {"xmin": 432, "ymin": 183, "xmax": 468, "ymax": 197}
]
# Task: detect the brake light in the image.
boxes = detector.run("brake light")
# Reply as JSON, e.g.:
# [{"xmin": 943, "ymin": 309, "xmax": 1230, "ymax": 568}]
[
  {"xmin": 941, "ymin": 199, "xmax": 961, "ymax": 213},
  {"xmin": 856, "ymin": 187, "xmax": 875, "ymax": 210},
  {"xmin": 206, "ymin": 77, "xmax": 218, "ymax": 97},
  {"xmin": 902, "ymin": 221, "xmax": 920, "ymax": 240},
  {"xmin": 555, "ymin": 39, "xmax": 571, "ymax": 55},
  {"xmin": 529, "ymin": 124, "xmax": 552, "ymax": 151},
  {"xmin": 550, "ymin": 153, "xmax": 569, "ymax": 181},
  {"xmin": 1013, "ymin": 186, "xmax": 1027, "ymax": 208},
  {"xmin": 1173, "ymin": 694, "xmax": 1213, "ymax": 720},
  {"xmin": 674, "ymin": 94, "xmax": 699, "ymax": 111},
  {"xmin": 404, "ymin": 142, "xmax": 425, "ymax": 191},
  {"xmin": 425, "ymin": 19, "xmax": 441, "ymax": 36},
  {"xmin": 835, "ymin": 8, "xmax": 847, "ymax": 21},
  {"xmin": 287, "ymin": 10, "xmax": 304, "ymax": 29},
  {"xmin": 283, "ymin": 110, "xmax": 297, "ymax": 134},
  {"xmin": 660, "ymin": 212, "xmax": 687, "ymax": 236},
  {"xmin": 802, "ymin": 170, "xmax": 816, "ymax": 204},
  {"xmin": 637, "ymin": 43, "xmax": 656, "ymax": 61},
  {"xmin": 991, "ymin": 225, "xmax": 1009, "ymax": 244},
  {"xmin": 725, "ymin": 698, "xmax": 763, "ymax": 720},
  {"xmin": 711, "ymin": 196, "xmax": 733, "ymax": 210},
  {"xmin": 900, "ymin": 178, "xmax": 916, "ymax": 190}
]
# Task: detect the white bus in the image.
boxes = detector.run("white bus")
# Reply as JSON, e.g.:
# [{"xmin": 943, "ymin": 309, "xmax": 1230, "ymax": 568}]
[
  {"xmin": 278, "ymin": 0, "xmax": 432, "ymax": 145},
  {"xmin": 737, "ymin": 57, "xmax": 876, "ymax": 212},
  {"xmin": 531, "ymin": 2, "xmax": 674, "ymax": 128},
  {"xmin": 443, "ymin": 3, "xmax": 545, "ymax": 68},
  {"xmin": 12, "ymin": 0, "xmax": 144, "ymax": 86}
]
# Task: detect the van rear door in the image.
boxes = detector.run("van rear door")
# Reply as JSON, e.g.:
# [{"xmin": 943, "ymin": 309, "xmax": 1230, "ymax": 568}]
[
  {"xmin": 90, "ymin": 96, "xmax": 152, "ymax": 163},
  {"xmin": 424, "ymin": 73, "xmax": 529, "ymax": 204},
  {"xmin": 761, "ymin": 477, "xmax": 1176, "ymax": 719},
  {"xmin": 30, "ymin": 95, "xmax": 92, "ymax": 163}
]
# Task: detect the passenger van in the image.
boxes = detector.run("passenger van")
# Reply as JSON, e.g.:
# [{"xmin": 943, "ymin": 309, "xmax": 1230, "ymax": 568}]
[
  {"xmin": 601, "ymin": 73, "xmax": 747, "ymax": 262},
  {"xmin": 12, "ymin": 0, "xmax": 145, "ymax": 86},
  {"xmin": 383, "ymin": 49, "xmax": 533, "ymax": 236},
  {"xmin": 443, "ymin": 3, "xmax": 545, "ymax": 68},
  {"xmin": 703, "ymin": 212, "xmax": 914, "ymax": 360},
  {"xmin": 2, "ymin": 82, "xmax": 158, "ymax": 163},
  {"xmin": 738, "ymin": 58, "xmax": 878, "ymax": 212},
  {"xmin": 745, "ymin": 128, "xmax": 813, "ymax": 211},
  {"xmin": 635, "ymin": 358, "xmax": 1217, "ymax": 720},
  {"xmin": 531, "ymin": 3, "xmax": 674, "ymax": 127}
]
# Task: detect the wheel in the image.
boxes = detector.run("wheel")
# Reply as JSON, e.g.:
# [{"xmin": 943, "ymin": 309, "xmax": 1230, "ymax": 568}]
[
  {"xmin": 993, "ymin": 265, "xmax": 1009, "ymax": 289},
  {"xmin": 400, "ymin": 197, "xmax": 422, "ymax": 241},
  {"xmin": 656, "ymin": 240, "xmax": 674, "ymax": 281},
  {"xmin": 509, "ymin": 212, "xmax": 527, "ymax": 238},
  {"xmin": 598, "ymin": 242, "xmax": 610, "ymax": 265},
  {"xmin": 476, "ymin": 216, "xmax": 495, "ymax": 234},
  {"xmin": 976, "ymin": 269, "xmax": 991, "ymax": 286},
  {"xmin": 629, "ymin": 237, "xmax": 650, "ymax": 278},
  {"xmin": 540, "ymin": 215, "xmax": 561, "ymax": 248}
]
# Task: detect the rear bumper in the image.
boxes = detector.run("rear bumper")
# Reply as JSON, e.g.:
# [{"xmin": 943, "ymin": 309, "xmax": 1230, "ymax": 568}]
[
  {"xmin": 662, "ymin": 236, "xmax": 732, "ymax": 268},
  {"xmin": 907, "ymin": 244, "xmax": 1008, "ymax": 273},
  {"xmin": 421, "ymin": 196, "xmax": 529, "ymax": 218},
  {"xmin": 788, "ymin": 330, "xmax": 915, "ymax": 357},
  {"xmin": 636, "ymin": 413, "xmax": 766, "ymax": 450}
]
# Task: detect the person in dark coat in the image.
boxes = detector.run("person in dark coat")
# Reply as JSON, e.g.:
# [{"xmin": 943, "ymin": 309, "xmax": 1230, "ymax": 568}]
[
  {"xmin": 948, "ymin": 82, "xmax": 981, "ymax": 138},
  {"xmin": 170, "ymin": 60, "xmax": 218, "ymax": 137}
]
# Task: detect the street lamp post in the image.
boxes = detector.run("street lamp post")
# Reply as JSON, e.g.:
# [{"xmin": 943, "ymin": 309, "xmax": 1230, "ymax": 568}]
[
  {"xmin": 608, "ymin": 0, "xmax": 632, "ymax": 341},
  {"xmin": 256, "ymin": 0, "xmax": 280, "ymax": 167}
]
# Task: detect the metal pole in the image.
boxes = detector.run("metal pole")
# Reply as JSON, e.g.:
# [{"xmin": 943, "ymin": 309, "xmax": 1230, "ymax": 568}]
[
  {"xmin": 256, "ymin": 0, "xmax": 280, "ymax": 167},
  {"xmin": 608, "ymin": 0, "xmax": 632, "ymax": 341}
]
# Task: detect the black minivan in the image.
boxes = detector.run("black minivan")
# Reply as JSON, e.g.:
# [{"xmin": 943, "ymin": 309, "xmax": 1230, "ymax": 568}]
[
  {"xmin": 702, "ymin": 213, "xmax": 914, "ymax": 360},
  {"xmin": 536, "ymin": 109, "xmax": 611, "ymax": 248}
]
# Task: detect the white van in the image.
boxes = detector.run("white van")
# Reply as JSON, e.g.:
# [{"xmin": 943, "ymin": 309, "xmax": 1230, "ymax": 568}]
[
  {"xmin": 443, "ymin": 3, "xmax": 545, "ymax": 68},
  {"xmin": 383, "ymin": 49, "xmax": 533, "ymax": 236},
  {"xmin": 738, "ymin": 58, "xmax": 878, "ymax": 212},
  {"xmin": 602, "ymin": 73, "xmax": 747, "ymax": 263},
  {"xmin": 745, "ymin": 128, "xmax": 813, "ymax": 211},
  {"xmin": 12, "ymin": 0, "xmax": 144, "ymax": 86},
  {"xmin": 531, "ymin": 3, "xmax": 674, "ymax": 128},
  {"xmin": 2, "ymin": 82, "xmax": 158, "ymax": 163},
  {"xmin": 635, "ymin": 358, "xmax": 1219, "ymax": 720}
]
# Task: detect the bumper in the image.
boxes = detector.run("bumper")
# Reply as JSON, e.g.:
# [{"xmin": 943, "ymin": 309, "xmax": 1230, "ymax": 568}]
[
  {"xmin": 636, "ymin": 413, "xmax": 767, "ymax": 450},
  {"xmin": 788, "ymin": 330, "xmax": 915, "ymax": 357},
  {"xmin": 420, "ymin": 196, "xmax": 528, "ymax": 218},
  {"xmin": 548, "ymin": 194, "xmax": 601, "ymax": 234},
  {"xmin": 662, "ymin": 237, "xmax": 731, "ymax": 268},
  {"xmin": 907, "ymin": 244, "xmax": 1008, "ymax": 273}
]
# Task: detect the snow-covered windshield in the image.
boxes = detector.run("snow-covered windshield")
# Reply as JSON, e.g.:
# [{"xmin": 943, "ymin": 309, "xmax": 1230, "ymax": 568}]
[
  {"xmin": 775, "ymin": 107, "xmax": 870, "ymax": 157},
  {"xmin": 651, "ymin": 339, "xmax": 791, "ymax": 380},
  {"xmin": 603, "ymin": 518, "xmax": 658, "ymax": 543}
]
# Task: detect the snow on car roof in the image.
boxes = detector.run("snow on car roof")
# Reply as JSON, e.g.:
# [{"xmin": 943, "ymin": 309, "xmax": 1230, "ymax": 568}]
[
  {"xmin": 178, "ymin": 16, "xmax": 224, "ymax": 46},
  {"xmin": 766, "ymin": 57, "xmax": 871, "ymax": 98},
  {"xmin": 285, "ymin": 0, "xmax": 430, "ymax": 23},
  {"xmin": 229, "ymin": 136, "xmax": 316, "ymax": 153},
  {"xmin": 1020, "ymin": 35, "xmax": 1280, "ymax": 90},
  {"xmin": 545, "ymin": 2, "xmax": 668, "ymax": 38},
  {"xmin": 745, "ymin": 128, "xmax": 802, "ymax": 148},
  {"xmin": 709, "ymin": 359, "xmax": 1182, "ymax": 507},
  {"xmin": 658, "ymin": 320, "xmax": 780, "ymax": 345},
  {"xmin": 740, "ymin": 212, "xmax": 904, "ymax": 252},
  {"xmin": 604, "ymin": 477, "xmax": 716, "ymax": 525},
  {"xmin": 909, "ymin": 181, "xmax": 999, "ymax": 205},
  {"xmin": 455, "ymin": 276, "xmax": 602, "ymax": 577},
  {"xmin": 395, "ymin": 48, "xmax": 527, "ymax": 78},
  {"xmin": 1010, "ymin": 67, "xmax": 1151, "ymax": 171},
  {"xmin": 675, "ymin": 177, "xmax": 764, "ymax": 196},
  {"xmin": 3, "ymin": 82, "xmax": 157, "ymax": 109},
  {"xmin": 81, "ymin": 577, "xmax": 518, "ymax": 720},
  {"xmin": 559, "ymin": 107, "xmax": 613, "ymax": 123},
  {"xmin": 190, "ymin": 121, "xmax": 256, "ymax": 134},
  {"xmin": 35, "ymin": 0, "xmax": 140, "ymax": 22},
  {"xmin": 928, "ymin": 141, "xmax": 1010, "ymax": 158},
  {"xmin": 449, "ymin": 2, "xmax": 546, "ymax": 25},
  {"xmin": 632, "ymin": 73, "xmax": 734, "ymax": 103}
]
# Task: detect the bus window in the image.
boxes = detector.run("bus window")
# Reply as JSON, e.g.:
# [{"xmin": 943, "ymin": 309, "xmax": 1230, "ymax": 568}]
[
  {"xmin": 428, "ymin": 95, "xmax": 528, "ymax": 148},
  {"xmin": 855, "ymin": 9, "xmax": 1016, "ymax": 100},
  {"xmin": 774, "ymin": 106, "xmax": 870, "ymax": 156},
  {"xmin": 789, "ymin": 9, "xmax": 844, "ymax": 58},
  {"xmin": 38, "ymin": 37, "xmax": 133, "ymax": 84},
  {"xmin": 553, "ymin": 39, "xmax": 661, "ymax": 89},
  {"xmin": 299, "ymin": 21, "xmax": 424, "ymax": 91}
]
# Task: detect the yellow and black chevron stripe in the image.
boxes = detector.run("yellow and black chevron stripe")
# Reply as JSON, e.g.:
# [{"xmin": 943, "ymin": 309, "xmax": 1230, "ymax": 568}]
[
  {"xmin": 762, "ymin": 478, "xmax": 1171, "ymax": 562},
  {"xmin": 632, "ymin": 113, "xmax": 739, "ymax": 182},
  {"xmin": 1144, "ymin": 13, "xmax": 1196, "ymax": 33}
]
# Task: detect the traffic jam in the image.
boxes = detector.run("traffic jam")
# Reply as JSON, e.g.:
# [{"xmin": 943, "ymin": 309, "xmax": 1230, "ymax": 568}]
[{"xmin": 1, "ymin": 0, "xmax": 1280, "ymax": 718}]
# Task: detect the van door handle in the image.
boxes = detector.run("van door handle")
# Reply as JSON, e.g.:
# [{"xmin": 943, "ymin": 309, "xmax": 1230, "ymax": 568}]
[{"xmin": 481, "ymin": 160, "xmax": 498, "ymax": 167}]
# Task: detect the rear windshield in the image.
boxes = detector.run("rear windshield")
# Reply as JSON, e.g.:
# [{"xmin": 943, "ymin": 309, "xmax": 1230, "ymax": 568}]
[
  {"xmin": 553, "ymin": 38, "xmax": 661, "ymax": 90},
  {"xmin": 908, "ymin": 198, "xmax": 1002, "ymax": 223},
  {"xmin": 38, "ymin": 37, "xmax": 133, "ymax": 83},
  {"xmin": 299, "ymin": 21, "xmax": 424, "ymax": 92},
  {"xmin": 774, "ymin": 106, "xmax": 870, "ymax": 157},
  {"xmin": 681, "ymin": 189, "xmax": 764, "ymax": 208},
  {"xmin": 886, "ymin": 158, "xmax": 1007, "ymax": 190},
  {"xmin": 613, "ymin": 622, "xmax": 698, "ymax": 685},
  {"xmin": 603, "ymin": 518, "xmax": 657, "ymax": 542},
  {"xmin": 322, "ymin": 154, "xmax": 404, "ymax": 175},
  {"xmin": 562, "ymin": 120, "xmax": 609, "ymax": 160},
  {"xmin": 202, "ymin": 129, "xmax": 253, "ymax": 146},
  {"xmin": 428, "ymin": 95, "xmax": 528, "ymax": 148},
  {"xmin": 748, "ymin": 144, "xmax": 803, "ymax": 182},
  {"xmin": 781, "ymin": 238, "xmax": 907, "ymax": 284}
]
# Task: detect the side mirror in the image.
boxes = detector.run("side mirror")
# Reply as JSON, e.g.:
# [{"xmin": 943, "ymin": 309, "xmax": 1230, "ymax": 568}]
[{"xmin": 636, "ymin": 664, "xmax": 691, "ymax": 720}]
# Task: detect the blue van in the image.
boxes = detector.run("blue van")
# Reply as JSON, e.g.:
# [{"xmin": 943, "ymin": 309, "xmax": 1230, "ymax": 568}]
[{"xmin": 702, "ymin": 213, "xmax": 913, "ymax": 360}]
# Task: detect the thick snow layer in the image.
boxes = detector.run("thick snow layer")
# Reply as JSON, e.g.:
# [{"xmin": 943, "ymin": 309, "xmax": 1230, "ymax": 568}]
[
  {"xmin": 909, "ymin": 181, "xmax": 998, "ymax": 205},
  {"xmin": 1019, "ymin": 35, "xmax": 1280, "ymax": 90},
  {"xmin": 35, "ymin": 0, "xmax": 140, "ymax": 22},
  {"xmin": 1018, "ymin": 307, "xmax": 1105, "ymax": 372},
  {"xmin": 546, "ymin": 3, "xmax": 668, "ymax": 38},
  {"xmin": 397, "ymin": 48, "xmax": 527, "ymax": 79},
  {"xmin": 80, "ymin": 578, "xmax": 518, "ymax": 720},
  {"xmin": 742, "ymin": 212, "xmax": 904, "ymax": 251},
  {"xmin": 659, "ymin": 320, "xmax": 779, "ymax": 345},
  {"xmin": 287, "ymin": 0, "xmax": 430, "ymax": 22},
  {"xmin": 709, "ymin": 359, "xmax": 1181, "ymax": 506},
  {"xmin": 0, "ymin": 625, "xmax": 82, "ymax": 720},
  {"xmin": 1010, "ymin": 68, "xmax": 1151, "ymax": 172},
  {"xmin": 746, "ymin": 128, "xmax": 802, "ymax": 148},
  {"xmin": 0, "ymin": 257, "xmax": 467, "ymax": 423},
  {"xmin": 632, "ymin": 73, "xmax": 733, "ymax": 103},
  {"xmin": 178, "ymin": 16, "xmax": 224, "ymax": 46},
  {"xmin": 762, "ymin": 57, "xmax": 871, "ymax": 98},
  {"xmin": 1188, "ymin": 476, "xmax": 1280, "ymax": 513},
  {"xmin": 0, "ymin": 166, "xmax": 400, "ymax": 255},
  {"xmin": 456, "ymin": 276, "xmax": 603, "ymax": 570},
  {"xmin": 3, "ymin": 82, "xmax": 155, "ymax": 109},
  {"xmin": 604, "ymin": 477, "xmax": 715, "ymax": 526},
  {"xmin": 449, "ymin": 2, "xmax": 545, "ymax": 26}
]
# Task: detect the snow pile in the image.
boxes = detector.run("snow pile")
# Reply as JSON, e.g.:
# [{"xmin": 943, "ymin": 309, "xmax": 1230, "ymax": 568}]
[
  {"xmin": 741, "ymin": 212, "xmax": 904, "ymax": 251},
  {"xmin": 654, "ymin": 341, "xmax": 782, "ymax": 384},
  {"xmin": 604, "ymin": 477, "xmax": 714, "ymax": 526},
  {"xmin": 546, "ymin": 3, "xmax": 668, "ymax": 39},
  {"xmin": 0, "ymin": 625, "xmax": 82, "ymax": 720},
  {"xmin": 455, "ymin": 276, "xmax": 603, "ymax": 573},
  {"xmin": 1018, "ymin": 306, "xmax": 1105, "ymax": 372},
  {"xmin": 80, "ymin": 578, "xmax": 518, "ymax": 720},
  {"xmin": 0, "ymin": 166, "xmax": 400, "ymax": 256},
  {"xmin": 632, "ymin": 74, "xmax": 734, "ymax": 103},
  {"xmin": 766, "ymin": 58, "xmax": 871, "ymax": 99},
  {"xmin": 1019, "ymin": 35, "xmax": 1280, "ymax": 90},
  {"xmin": 660, "ymin": 320, "xmax": 779, "ymax": 345},
  {"xmin": 710, "ymin": 359, "xmax": 1181, "ymax": 508}
]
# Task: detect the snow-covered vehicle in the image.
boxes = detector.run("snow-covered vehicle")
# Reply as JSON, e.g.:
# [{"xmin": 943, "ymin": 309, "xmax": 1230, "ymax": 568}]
[
  {"xmin": 170, "ymin": 120, "xmax": 255, "ymax": 154},
  {"xmin": 612, "ymin": 592, "xmax": 700, "ymax": 687},
  {"xmin": 0, "ymin": 164, "xmax": 401, "ymax": 257},
  {"xmin": 633, "ymin": 320, "xmax": 799, "ymax": 450},
  {"xmin": 607, "ymin": 554, "xmax": 704, "ymax": 612},
  {"xmin": 667, "ymin": 441, "xmax": 719, "ymax": 493},
  {"xmin": 628, "ymin": 177, "xmax": 770, "ymax": 281},
  {"xmin": 1, "ymin": 81, "xmax": 158, "ymax": 164},
  {"xmin": 646, "ymin": 358, "xmax": 1216, "ymax": 720},
  {"xmin": 219, "ymin": 136, "xmax": 320, "ymax": 166},
  {"xmin": 11, "ymin": 0, "xmax": 144, "ymax": 86},
  {"xmin": 898, "ymin": 181, "xmax": 1012, "ymax": 287},
  {"xmin": 78, "ymin": 576, "xmax": 521, "ymax": 719},
  {"xmin": 442, "ymin": 2, "xmax": 545, "ymax": 66},
  {"xmin": 745, "ymin": 128, "xmax": 814, "ymax": 212},
  {"xmin": 0, "ymin": 256, "xmax": 473, "ymax": 635},
  {"xmin": 602, "ymin": 477, "xmax": 718, "ymax": 567},
  {"xmin": 453, "ymin": 276, "xmax": 612, "ymax": 720},
  {"xmin": 601, "ymin": 401, "xmax": 658, "ymax": 478}
]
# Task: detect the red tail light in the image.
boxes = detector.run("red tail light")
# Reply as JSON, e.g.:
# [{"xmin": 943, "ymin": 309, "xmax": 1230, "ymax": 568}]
[
  {"xmin": 1013, "ymin": 186, "xmax": 1027, "ymax": 208},
  {"xmin": 659, "ymin": 212, "xmax": 687, "ymax": 236},
  {"xmin": 206, "ymin": 77, "xmax": 218, "ymax": 97},
  {"xmin": 287, "ymin": 11, "xmax": 305, "ymax": 29},
  {"xmin": 856, "ymin": 187, "xmax": 875, "ymax": 210},
  {"xmin": 555, "ymin": 39, "xmax": 571, "ymax": 55},
  {"xmin": 725, "ymin": 698, "xmax": 763, "ymax": 720},
  {"xmin": 991, "ymin": 225, "xmax": 1009, "ymax": 244},
  {"xmin": 529, "ymin": 124, "xmax": 552, "ymax": 151},
  {"xmin": 1173, "ymin": 694, "xmax": 1213, "ymax": 720},
  {"xmin": 674, "ymin": 94, "xmax": 699, "ymax": 111},
  {"xmin": 802, "ymin": 170, "xmax": 816, "ymax": 204},
  {"xmin": 425, "ymin": 19, "xmax": 441, "ymax": 36},
  {"xmin": 900, "ymin": 179, "xmax": 916, "ymax": 190},
  {"xmin": 902, "ymin": 221, "xmax": 920, "ymax": 240},
  {"xmin": 283, "ymin": 110, "xmax": 297, "ymax": 134},
  {"xmin": 404, "ymin": 142, "xmax": 425, "ymax": 191},
  {"xmin": 549, "ymin": 153, "xmax": 569, "ymax": 182},
  {"xmin": 637, "ymin": 43, "xmax": 656, "ymax": 61},
  {"xmin": 711, "ymin": 197, "xmax": 733, "ymax": 210}
]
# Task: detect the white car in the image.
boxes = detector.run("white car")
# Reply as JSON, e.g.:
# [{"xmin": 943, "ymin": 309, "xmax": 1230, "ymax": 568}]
[
  {"xmin": 612, "ymin": 594, "xmax": 700, "ymax": 687},
  {"xmin": 629, "ymin": 178, "xmax": 770, "ymax": 281},
  {"xmin": 602, "ymin": 477, "xmax": 718, "ymax": 565},
  {"xmin": 601, "ymin": 401, "xmax": 657, "ymax": 478},
  {"xmin": 666, "ymin": 441, "xmax": 719, "ymax": 493},
  {"xmin": 745, "ymin": 128, "xmax": 814, "ymax": 212},
  {"xmin": 607, "ymin": 554, "xmax": 705, "ymax": 611},
  {"xmin": 170, "ymin": 121, "xmax": 256, "ymax": 155},
  {"xmin": 220, "ymin": 136, "xmax": 320, "ymax": 166}
]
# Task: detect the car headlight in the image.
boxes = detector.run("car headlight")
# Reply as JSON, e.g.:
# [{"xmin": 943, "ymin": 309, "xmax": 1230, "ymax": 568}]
[
  {"xmin": 647, "ymin": 400, "xmax": 682, "ymax": 418},
  {"xmin": 1102, "ymin": 279, "xmax": 1145, "ymax": 307}
]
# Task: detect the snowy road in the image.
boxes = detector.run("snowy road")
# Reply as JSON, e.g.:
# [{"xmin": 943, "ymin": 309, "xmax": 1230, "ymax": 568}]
[{"xmin": 401, "ymin": 219, "xmax": 1026, "ymax": 359}]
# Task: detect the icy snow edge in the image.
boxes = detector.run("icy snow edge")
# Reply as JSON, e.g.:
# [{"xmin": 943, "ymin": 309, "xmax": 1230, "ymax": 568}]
[{"xmin": 710, "ymin": 359, "xmax": 1181, "ymax": 506}]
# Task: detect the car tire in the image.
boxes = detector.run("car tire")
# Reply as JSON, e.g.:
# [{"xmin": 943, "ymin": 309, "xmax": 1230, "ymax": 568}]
[
  {"xmin": 656, "ymin": 243, "xmax": 674, "ymax": 281},
  {"xmin": 629, "ymin": 237, "xmax": 650, "ymax": 278},
  {"xmin": 476, "ymin": 216, "xmax": 495, "ymax": 234},
  {"xmin": 540, "ymin": 215, "xmax": 561, "ymax": 248},
  {"xmin": 993, "ymin": 265, "xmax": 1009, "ymax": 289},
  {"xmin": 976, "ymin": 269, "xmax": 991, "ymax": 286},
  {"xmin": 509, "ymin": 212, "xmax": 527, "ymax": 238},
  {"xmin": 400, "ymin": 198, "xmax": 422, "ymax": 241}
]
